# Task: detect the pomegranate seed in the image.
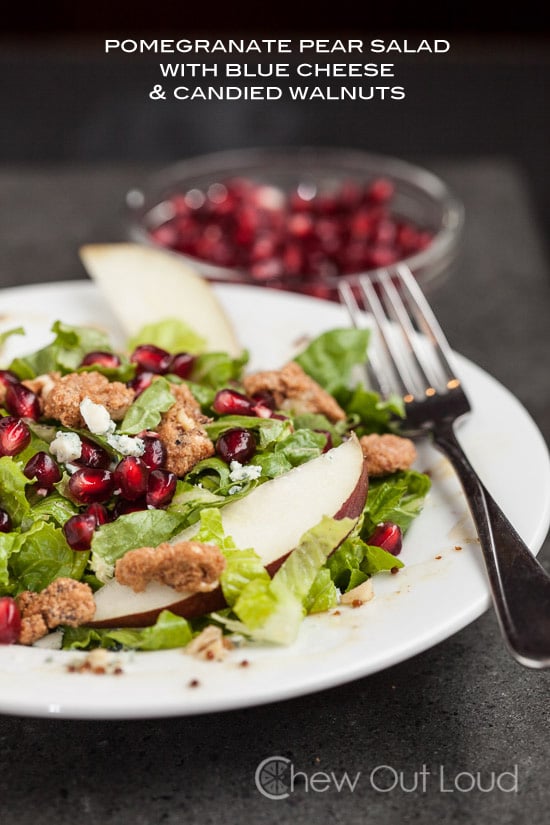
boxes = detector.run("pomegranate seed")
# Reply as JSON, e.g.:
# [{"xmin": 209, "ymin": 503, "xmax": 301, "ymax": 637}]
[
  {"xmin": 0, "ymin": 508, "xmax": 12, "ymax": 532},
  {"xmin": 129, "ymin": 371, "xmax": 154, "ymax": 397},
  {"xmin": 367, "ymin": 522, "xmax": 403, "ymax": 556},
  {"xmin": 130, "ymin": 344, "xmax": 171, "ymax": 375},
  {"xmin": 68, "ymin": 468, "xmax": 115, "ymax": 504},
  {"xmin": 0, "ymin": 597, "xmax": 21, "ymax": 644},
  {"xmin": 114, "ymin": 456, "xmax": 149, "ymax": 501},
  {"xmin": 0, "ymin": 370, "xmax": 19, "ymax": 391},
  {"xmin": 5, "ymin": 383, "xmax": 40, "ymax": 420},
  {"xmin": 80, "ymin": 351, "xmax": 121, "ymax": 369},
  {"xmin": 63, "ymin": 513, "xmax": 97, "ymax": 551},
  {"xmin": 85, "ymin": 502, "xmax": 110, "ymax": 526},
  {"xmin": 140, "ymin": 434, "xmax": 167, "ymax": 470},
  {"xmin": 216, "ymin": 428, "xmax": 256, "ymax": 464},
  {"xmin": 366, "ymin": 177, "xmax": 395, "ymax": 204},
  {"xmin": 0, "ymin": 416, "xmax": 31, "ymax": 457},
  {"xmin": 113, "ymin": 497, "xmax": 147, "ymax": 518},
  {"xmin": 146, "ymin": 176, "xmax": 433, "ymax": 289},
  {"xmin": 251, "ymin": 391, "xmax": 276, "ymax": 410},
  {"xmin": 146, "ymin": 469, "xmax": 177, "ymax": 508},
  {"xmin": 213, "ymin": 389, "xmax": 255, "ymax": 417},
  {"xmin": 79, "ymin": 438, "xmax": 111, "ymax": 470},
  {"xmin": 169, "ymin": 352, "xmax": 195, "ymax": 379},
  {"xmin": 23, "ymin": 451, "xmax": 61, "ymax": 489}
]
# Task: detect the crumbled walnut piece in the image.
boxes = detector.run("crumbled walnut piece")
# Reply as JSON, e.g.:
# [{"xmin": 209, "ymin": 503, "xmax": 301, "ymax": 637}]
[
  {"xmin": 359, "ymin": 433, "xmax": 416, "ymax": 476},
  {"xmin": 340, "ymin": 578, "xmax": 374, "ymax": 606},
  {"xmin": 243, "ymin": 361, "xmax": 346, "ymax": 422},
  {"xmin": 42, "ymin": 372, "xmax": 134, "ymax": 428},
  {"xmin": 16, "ymin": 578, "xmax": 96, "ymax": 645},
  {"xmin": 115, "ymin": 540, "xmax": 226, "ymax": 594},
  {"xmin": 156, "ymin": 383, "xmax": 214, "ymax": 476},
  {"xmin": 21, "ymin": 372, "xmax": 59, "ymax": 408},
  {"xmin": 186, "ymin": 625, "xmax": 232, "ymax": 661}
]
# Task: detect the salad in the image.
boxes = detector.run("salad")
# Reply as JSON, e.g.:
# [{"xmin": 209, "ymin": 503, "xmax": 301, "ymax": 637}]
[{"xmin": 0, "ymin": 316, "xmax": 430, "ymax": 655}]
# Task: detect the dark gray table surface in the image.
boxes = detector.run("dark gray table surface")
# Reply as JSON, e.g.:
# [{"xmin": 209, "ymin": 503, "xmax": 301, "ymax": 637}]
[{"xmin": 0, "ymin": 159, "xmax": 549, "ymax": 825}]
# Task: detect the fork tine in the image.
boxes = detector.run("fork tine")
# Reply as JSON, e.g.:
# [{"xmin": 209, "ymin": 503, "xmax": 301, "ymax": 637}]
[
  {"xmin": 337, "ymin": 280, "xmax": 388, "ymax": 397},
  {"xmin": 358, "ymin": 274, "xmax": 420, "ymax": 398},
  {"xmin": 374, "ymin": 270, "xmax": 446, "ymax": 397},
  {"xmin": 395, "ymin": 264, "xmax": 459, "ymax": 388}
]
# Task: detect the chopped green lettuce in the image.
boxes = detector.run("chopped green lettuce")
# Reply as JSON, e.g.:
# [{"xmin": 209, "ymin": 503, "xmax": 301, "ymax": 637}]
[
  {"xmin": 90, "ymin": 510, "xmax": 184, "ymax": 580},
  {"xmin": 0, "ymin": 456, "xmax": 31, "ymax": 527},
  {"xmin": 205, "ymin": 415, "xmax": 290, "ymax": 447},
  {"xmin": 62, "ymin": 610, "xmax": 193, "ymax": 651},
  {"xmin": 129, "ymin": 318, "xmax": 207, "ymax": 354},
  {"xmin": 8, "ymin": 321, "xmax": 114, "ymax": 379},
  {"xmin": 225, "ymin": 516, "xmax": 355, "ymax": 644},
  {"xmin": 119, "ymin": 376, "xmax": 175, "ymax": 434},
  {"xmin": 304, "ymin": 568, "xmax": 339, "ymax": 614},
  {"xmin": 361, "ymin": 470, "xmax": 431, "ymax": 536},
  {"xmin": 0, "ymin": 326, "xmax": 25, "ymax": 350},
  {"xmin": 6, "ymin": 521, "xmax": 88, "ymax": 594},
  {"xmin": 294, "ymin": 328, "xmax": 369, "ymax": 394},
  {"xmin": 326, "ymin": 535, "xmax": 403, "ymax": 593},
  {"xmin": 337, "ymin": 385, "xmax": 404, "ymax": 436},
  {"xmin": 190, "ymin": 351, "xmax": 248, "ymax": 389}
]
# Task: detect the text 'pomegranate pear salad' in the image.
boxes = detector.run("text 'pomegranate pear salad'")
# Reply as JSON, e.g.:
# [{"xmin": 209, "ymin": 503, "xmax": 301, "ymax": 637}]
[{"xmin": 0, "ymin": 317, "xmax": 430, "ymax": 653}]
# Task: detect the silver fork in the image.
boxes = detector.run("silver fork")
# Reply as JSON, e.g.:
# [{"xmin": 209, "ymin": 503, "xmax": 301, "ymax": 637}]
[{"xmin": 339, "ymin": 264, "xmax": 550, "ymax": 669}]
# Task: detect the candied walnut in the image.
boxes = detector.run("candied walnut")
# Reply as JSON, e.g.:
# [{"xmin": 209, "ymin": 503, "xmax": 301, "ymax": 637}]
[
  {"xmin": 156, "ymin": 383, "xmax": 214, "ymax": 476},
  {"xmin": 115, "ymin": 540, "xmax": 226, "ymax": 594},
  {"xmin": 42, "ymin": 372, "xmax": 134, "ymax": 428},
  {"xmin": 359, "ymin": 433, "xmax": 417, "ymax": 476},
  {"xmin": 186, "ymin": 625, "xmax": 232, "ymax": 661},
  {"xmin": 19, "ymin": 614, "xmax": 49, "ymax": 646},
  {"xmin": 242, "ymin": 361, "xmax": 346, "ymax": 422},
  {"xmin": 16, "ymin": 578, "xmax": 96, "ymax": 645}
]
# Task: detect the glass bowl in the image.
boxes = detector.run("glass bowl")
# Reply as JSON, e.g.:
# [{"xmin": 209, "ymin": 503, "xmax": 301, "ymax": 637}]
[{"xmin": 125, "ymin": 147, "xmax": 464, "ymax": 298}]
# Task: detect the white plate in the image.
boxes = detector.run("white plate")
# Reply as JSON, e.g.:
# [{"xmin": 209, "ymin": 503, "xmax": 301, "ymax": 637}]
[{"xmin": 0, "ymin": 282, "xmax": 549, "ymax": 719}]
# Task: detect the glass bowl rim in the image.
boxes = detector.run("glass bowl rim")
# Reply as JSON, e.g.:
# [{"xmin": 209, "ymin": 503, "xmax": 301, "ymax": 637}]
[{"xmin": 125, "ymin": 146, "xmax": 465, "ymax": 287}]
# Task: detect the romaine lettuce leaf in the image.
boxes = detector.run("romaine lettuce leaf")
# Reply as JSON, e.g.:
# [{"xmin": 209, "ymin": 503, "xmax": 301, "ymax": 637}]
[
  {"xmin": 294, "ymin": 328, "xmax": 369, "ymax": 394},
  {"xmin": 227, "ymin": 516, "xmax": 355, "ymax": 644},
  {"xmin": 7, "ymin": 521, "xmax": 89, "ymax": 593},
  {"xmin": 336, "ymin": 384, "xmax": 404, "ymax": 435},
  {"xmin": 190, "ymin": 351, "xmax": 248, "ymax": 389},
  {"xmin": 90, "ymin": 509, "xmax": 184, "ymax": 579},
  {"xmin": 304, "ymin": 567, "xmax": 339, "ymax": 614},
  {"xmin": 0, "ymin": 326, "xmax": 25, "ymax": 350},
  {"xmin": 129, "ymin": 318, "xmax": 207, "ymax": 355},
  {"xmin": 62, "ymin": 610, "xmax": 193, "ymax": 651},
  {"xmin": 9, "ymin": 321, "xmax": 114, "ymax": 379},
  {"xmin": 361, "ymin": 470, "xmax": 431, "ymax": 536},
  {"xmin": 325, "ymin": 535, "xmax": 403, "ymax": 593},
  {"xmin": 205, "ymin": 415, "xmax": 290, "ymax": 447},
  {"xmin": 119, "ymin": 376, "xmax": 175, "ymax": 434},
  {"xmin": 0, "ymin": 456, "xmax": 31, "ymax": 527}
]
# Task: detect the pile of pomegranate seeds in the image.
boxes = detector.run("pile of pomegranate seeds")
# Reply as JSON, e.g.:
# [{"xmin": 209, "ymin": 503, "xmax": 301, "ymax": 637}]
[{"xmin": 147, "ymin": 177, "xmax": 433, "ymax": 299}]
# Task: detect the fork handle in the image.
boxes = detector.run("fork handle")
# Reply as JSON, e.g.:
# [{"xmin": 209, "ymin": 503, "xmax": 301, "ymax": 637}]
[{"xmin": 432, "ymin": 421, "xmax": 550, "ymax": 668}]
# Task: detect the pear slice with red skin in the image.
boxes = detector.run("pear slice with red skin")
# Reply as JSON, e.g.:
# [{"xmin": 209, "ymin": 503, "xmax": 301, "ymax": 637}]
[
  {"xmin": 79, "ymin": 243, "xmax": 242, "ymax": 357},
  {"xmin": 91, "ymin": 435, "xmax": 368, "ymax": 628}
]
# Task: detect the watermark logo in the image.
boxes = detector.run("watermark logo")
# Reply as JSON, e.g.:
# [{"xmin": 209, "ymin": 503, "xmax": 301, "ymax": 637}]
[
  {"xmin": 255, "ymin": 756, "xmax": 292, "ymax": 800},
  {"xmin": 254, "ymin": 758, "xmax": 519, "ymax": 799}
]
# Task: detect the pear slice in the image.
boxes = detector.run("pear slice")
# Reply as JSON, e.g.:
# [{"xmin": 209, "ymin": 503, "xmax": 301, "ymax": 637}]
[
  {"xmin": 79, "ymin": 243, "xmax": 242, "ymax": 356},
  {"xmin": 90, "ymin": 435, "xmax": 368, "ymax": 628}
]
